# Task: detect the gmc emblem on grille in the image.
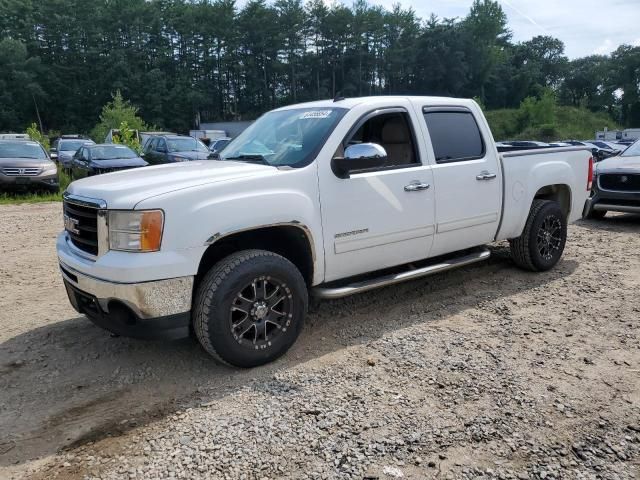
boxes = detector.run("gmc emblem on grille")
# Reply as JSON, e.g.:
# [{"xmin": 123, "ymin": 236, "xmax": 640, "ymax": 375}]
[{"xmin": 63, "ymin": 214, "xmax": 80, "ymax": 234}]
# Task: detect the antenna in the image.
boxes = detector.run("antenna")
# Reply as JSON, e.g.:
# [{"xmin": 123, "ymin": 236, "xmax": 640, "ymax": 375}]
[{"xmin": 333, "ymin": 92, "xmax": 345, "ymax": 102}]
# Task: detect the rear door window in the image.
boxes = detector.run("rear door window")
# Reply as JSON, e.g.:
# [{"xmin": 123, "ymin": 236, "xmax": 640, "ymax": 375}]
[{"xmin": 423, "ymin": 108, "xmax": 485, "ymax": 163}]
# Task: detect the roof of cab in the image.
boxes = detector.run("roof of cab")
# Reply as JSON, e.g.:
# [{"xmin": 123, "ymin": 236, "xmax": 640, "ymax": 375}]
[{"xmin": 273, "ymin": 96, "xmax": 478, "ymax": 112}]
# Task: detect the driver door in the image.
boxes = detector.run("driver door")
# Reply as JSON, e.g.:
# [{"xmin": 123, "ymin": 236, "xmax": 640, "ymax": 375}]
[
  {"xmin": 318, "ymin": 106, "xmax": 436, "ymax": 282},
  {"xmin": 73, "ymin": 148, "xmax": 90, "ymax": 179}
]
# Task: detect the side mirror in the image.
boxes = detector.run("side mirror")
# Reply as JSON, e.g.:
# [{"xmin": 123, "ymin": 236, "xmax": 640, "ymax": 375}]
[{"xmin": 331, "ymin": 143, "xmax": 387, "ymax": 178}]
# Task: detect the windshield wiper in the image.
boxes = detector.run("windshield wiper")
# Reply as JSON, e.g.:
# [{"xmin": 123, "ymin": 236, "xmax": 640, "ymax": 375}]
[{"xmin": 223, "ymin": 155, "xmax": 270, "ymax": 165}]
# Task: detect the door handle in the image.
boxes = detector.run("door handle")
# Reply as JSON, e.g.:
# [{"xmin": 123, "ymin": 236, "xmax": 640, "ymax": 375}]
[
  {"xmin": 404, "ymin": 182, "xmax": 430, "ymax": 192},
  {"xmin": 476, "ymin": 171, "xmax": 497, "ymax": 181}
]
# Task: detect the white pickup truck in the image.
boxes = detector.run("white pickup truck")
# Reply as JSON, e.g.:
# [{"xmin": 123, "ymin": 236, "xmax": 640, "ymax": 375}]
[{"xmin": 58, "ymin": 96, "xmax": 592, "ymax": 367}]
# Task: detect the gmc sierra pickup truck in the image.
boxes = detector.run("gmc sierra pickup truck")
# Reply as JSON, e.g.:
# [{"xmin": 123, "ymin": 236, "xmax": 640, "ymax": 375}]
[{"xmin": 57, "ymin": 96, "xmax": 592, "ymax": 367}]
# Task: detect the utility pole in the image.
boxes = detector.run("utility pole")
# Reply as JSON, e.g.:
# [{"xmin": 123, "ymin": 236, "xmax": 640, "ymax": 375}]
[{"xmin": 32, "ymin": 93, "xmax": 44, "ymax": 133}]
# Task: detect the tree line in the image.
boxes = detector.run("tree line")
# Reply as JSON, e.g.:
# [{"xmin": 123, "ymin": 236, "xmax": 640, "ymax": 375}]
[{"xmin": 0, "ymin": 0, "xmax": 639, "ymax": 135}]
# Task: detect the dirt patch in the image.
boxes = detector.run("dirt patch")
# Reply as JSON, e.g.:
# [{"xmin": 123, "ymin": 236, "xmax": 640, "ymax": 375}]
[{"xmin": 0, "ymin": 203, "xmax": 638, "ymax": 479}]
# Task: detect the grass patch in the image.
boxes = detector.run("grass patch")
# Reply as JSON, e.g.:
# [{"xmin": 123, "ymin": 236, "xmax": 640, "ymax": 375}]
[
  {"xmin": 485, "ymin": 105, "xmax": 620, "ymax": 142},
  {"xmin": 0, "ymin": 166, "xmax": 71, "ymax": 205}
]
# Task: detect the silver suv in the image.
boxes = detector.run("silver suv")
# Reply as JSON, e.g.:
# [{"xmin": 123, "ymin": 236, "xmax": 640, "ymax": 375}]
[
  {"xmin": 53, "ymin": 137, "xmax": 95, "ymax": 172},
  {"xmin": 0, "ymin": 140, "xmax": 59, "ymax": 192}
]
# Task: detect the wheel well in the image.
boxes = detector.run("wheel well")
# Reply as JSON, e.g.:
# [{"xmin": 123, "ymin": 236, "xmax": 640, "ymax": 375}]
[
  {"xmin": 196, "ymin": 226, "xmax": 314, "ymax": 288},
  {"xmin": 533, "ymin": 184, "xmax": 571, "ymax": 219}
]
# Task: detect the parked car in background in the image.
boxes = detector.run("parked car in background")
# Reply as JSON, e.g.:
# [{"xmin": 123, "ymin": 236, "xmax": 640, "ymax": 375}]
[
  {"xmin": 589, "ymin": 140, "xmax": 618, "ymax": 151},
  {"xmin": 562, "ymin": 140, "xmax": 616, "ymax": 162},
  {"xmin": 0, "ymin": 133, "xmax": 30, "ymax": 140},
  {"xmin": 581, "ymin": 141, "xmax": 618, "ymax": 161},
  {"xmin": 208, "ymin": 137, "xmax": 232, "ymax": 158},
  {"xmin": 55, "ymin": 137, "xmax": 96, "ymax": 171},
  {"xmin": 71, "ymin": 144, "xmax": 147, "ymax": 179},
  {"xmin": 601, "ymin": 141, "xmax": 627, "ymax": 152},
  {"xmin": 140, "ymin": 131, "xmax": 175, "ymax": 149},
  {"xmin": 190, "ymin": 129, "xmax": 227, "ymax": 147},
  {"xmin": 0, "ymin": 140, "xmax": 59, "ymax": 192},
  {"xmin": 106, "ymin": 130, "xmax": 177, "ymax": 147},
  {"xmin": 584, "ymin": 139, "xmax": 640, "ymax": 219},
  {"xmin": 142, "ymin": 134, "xmax": 211, "ymax": 164}
]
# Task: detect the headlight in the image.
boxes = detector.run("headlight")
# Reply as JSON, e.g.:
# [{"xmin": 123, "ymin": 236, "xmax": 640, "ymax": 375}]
[
  {"xmin": 108, "ymin": 210, "xmax": 164, "ymax": 252},
  {"xmin": 43, "ymin": 164, "xmax": 58, "ymax": 174}
]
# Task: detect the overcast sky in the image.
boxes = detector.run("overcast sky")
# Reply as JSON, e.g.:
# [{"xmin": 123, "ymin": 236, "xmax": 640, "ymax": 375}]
[{"xmin": 369, "ymin": 0, "xmax": 640, "ymax": 58}]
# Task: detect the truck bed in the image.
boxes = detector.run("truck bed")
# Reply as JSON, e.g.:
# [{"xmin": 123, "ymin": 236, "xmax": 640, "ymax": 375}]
[{"xmin": 496, "ymin": 147, "xmax": 592, "ymax": 241}]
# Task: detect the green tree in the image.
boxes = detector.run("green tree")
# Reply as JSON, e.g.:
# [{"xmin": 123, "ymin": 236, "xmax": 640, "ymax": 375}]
[
  {"xmin": 112, "ymin": 121, "xmax": 143, "ymax": 154},
  {"xmin": 0, "ymin": 0, "xmax": 637, "ymax": 133},
  {"xmin": 91, "ymin": 91, "xmax": 147, "ymax": 143},
  {"xmin": 519, "ymin": 88, "xmax": 557, "ymax": 129},
  {"xmin": 610, "ymin": 45, "xmax": 640, "ymax": 126},
  {"xmin": 462, "ymin": 0, "xmax": 511, "ymax": 102},
  {"xmin": 0, "ymin": 38, "xmax": 44, "ymax": 131},
  {"xmin": 25, "ymin": 122, "xmax": 50, "ymax": 150}
]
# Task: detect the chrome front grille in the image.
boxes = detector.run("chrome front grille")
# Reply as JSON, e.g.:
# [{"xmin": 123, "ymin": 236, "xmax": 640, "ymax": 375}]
[
  {"xmin": 63, "ymin": 199, "xmax": 100, "ymax": 256},
  {"xmin": 599, "ymin": 173, "xmax": 640, "ymax": 192},
  {"xmin": 2, "ymin": 167, "xmax": 42, "ymax": 176}
]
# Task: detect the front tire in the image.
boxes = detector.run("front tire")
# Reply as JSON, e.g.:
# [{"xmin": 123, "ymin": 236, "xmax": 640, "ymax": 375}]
[
  {"xmin": 509, "ymin": 199, "xmax": 567, "ymax": 272},
  {"xmin": 193, "ymin": 249, "xmax": 308, "ymax": 368}
]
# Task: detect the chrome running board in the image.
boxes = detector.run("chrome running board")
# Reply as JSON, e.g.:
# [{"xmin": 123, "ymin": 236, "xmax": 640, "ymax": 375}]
[{"xmin": 312, "ymin": 248, "xmax": 491, "ymax": 299}]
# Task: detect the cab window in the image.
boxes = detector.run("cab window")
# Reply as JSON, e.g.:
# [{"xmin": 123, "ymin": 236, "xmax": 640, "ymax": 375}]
[
  {"xmin": 423, "ymin": 108, "xmax": 485, "ymax": 163},
  {"xmin": 344, "ymin": 111, "xmax": 419, "ymax": 169}
]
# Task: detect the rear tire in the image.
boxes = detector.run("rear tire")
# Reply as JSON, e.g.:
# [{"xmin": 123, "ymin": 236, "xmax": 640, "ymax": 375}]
[
  {"xmin": 509, "ymin": 200, "xmax": 567, "ymax": 272},
  {"xmin": 193, "ymin": 249, "xmax": 307, "ymax": 368}
]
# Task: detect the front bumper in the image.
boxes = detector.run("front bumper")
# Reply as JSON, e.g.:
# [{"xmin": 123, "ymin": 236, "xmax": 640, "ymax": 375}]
[
  {"xmin": 60, "ymin": 261, "xmax": 193, "ymax": 339},
  {"xmin": 0, "ymin": 172, "xmax": 59, "ymax": 191},
  {"xmin": 583, "ymin": 179, "xmax": 640, "ymax": 216}
]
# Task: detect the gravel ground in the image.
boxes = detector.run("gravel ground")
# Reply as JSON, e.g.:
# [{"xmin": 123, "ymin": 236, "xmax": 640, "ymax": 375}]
[{"xmin": 0, "ymin": 202, "xmax": 639, "ymax": 480}]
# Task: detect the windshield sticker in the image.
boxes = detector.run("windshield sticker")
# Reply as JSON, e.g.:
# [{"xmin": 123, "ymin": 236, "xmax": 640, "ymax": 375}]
[{"xmin": 299, "ymin": 110, "xmax": 333, "ymax": 120}]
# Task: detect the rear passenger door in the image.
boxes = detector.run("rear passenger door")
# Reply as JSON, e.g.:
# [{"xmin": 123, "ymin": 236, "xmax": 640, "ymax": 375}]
[{"xmin": 420, "ymin": 106, "xmax": 502, "ymax": 257}]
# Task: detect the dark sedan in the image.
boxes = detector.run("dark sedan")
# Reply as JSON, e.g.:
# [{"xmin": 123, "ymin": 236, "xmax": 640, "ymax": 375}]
[
  {"xmin": 71, "ymin": 144, "xmax": 147, "ymax": 179},
  {"xmin": 584, "ymin": 140, "xmax": 640, "ymax": 219},
  {"xmin": 142, "ymin": 135, "xmax": 211, "ymax": 165}
]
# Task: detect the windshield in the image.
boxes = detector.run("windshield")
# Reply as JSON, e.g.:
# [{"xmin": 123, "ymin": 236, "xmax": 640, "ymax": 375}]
[
  {"xmin": 621, "ymin": 140, "xmax": 639, "ymax": 157},
  {"xmin": 59, "ymin": 140, "xmax": 93, "ymax": 151},
  {"xmin": 0, "ymin": 142, "xmax": 46, "ymax": 159},
  {"xmin": 90, "ymin": 145, "xmax": 138, "ymax": 160},
  {"xmin": 220, "ymin": 107, "xmax": 348, "ymax": 167},
  {"xmin": 167, "ymin": 137, "xmax": 208, "ymax": 153}
]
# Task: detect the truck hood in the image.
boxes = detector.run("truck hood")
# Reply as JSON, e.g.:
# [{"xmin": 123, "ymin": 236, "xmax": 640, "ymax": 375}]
[
  {"xmin": 596, "ymin": 154, "xmax": 640, "ymax": 173},
  {"xmin": 66, "ymin": 160, "xmax": 276, "ymax": 209}
]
